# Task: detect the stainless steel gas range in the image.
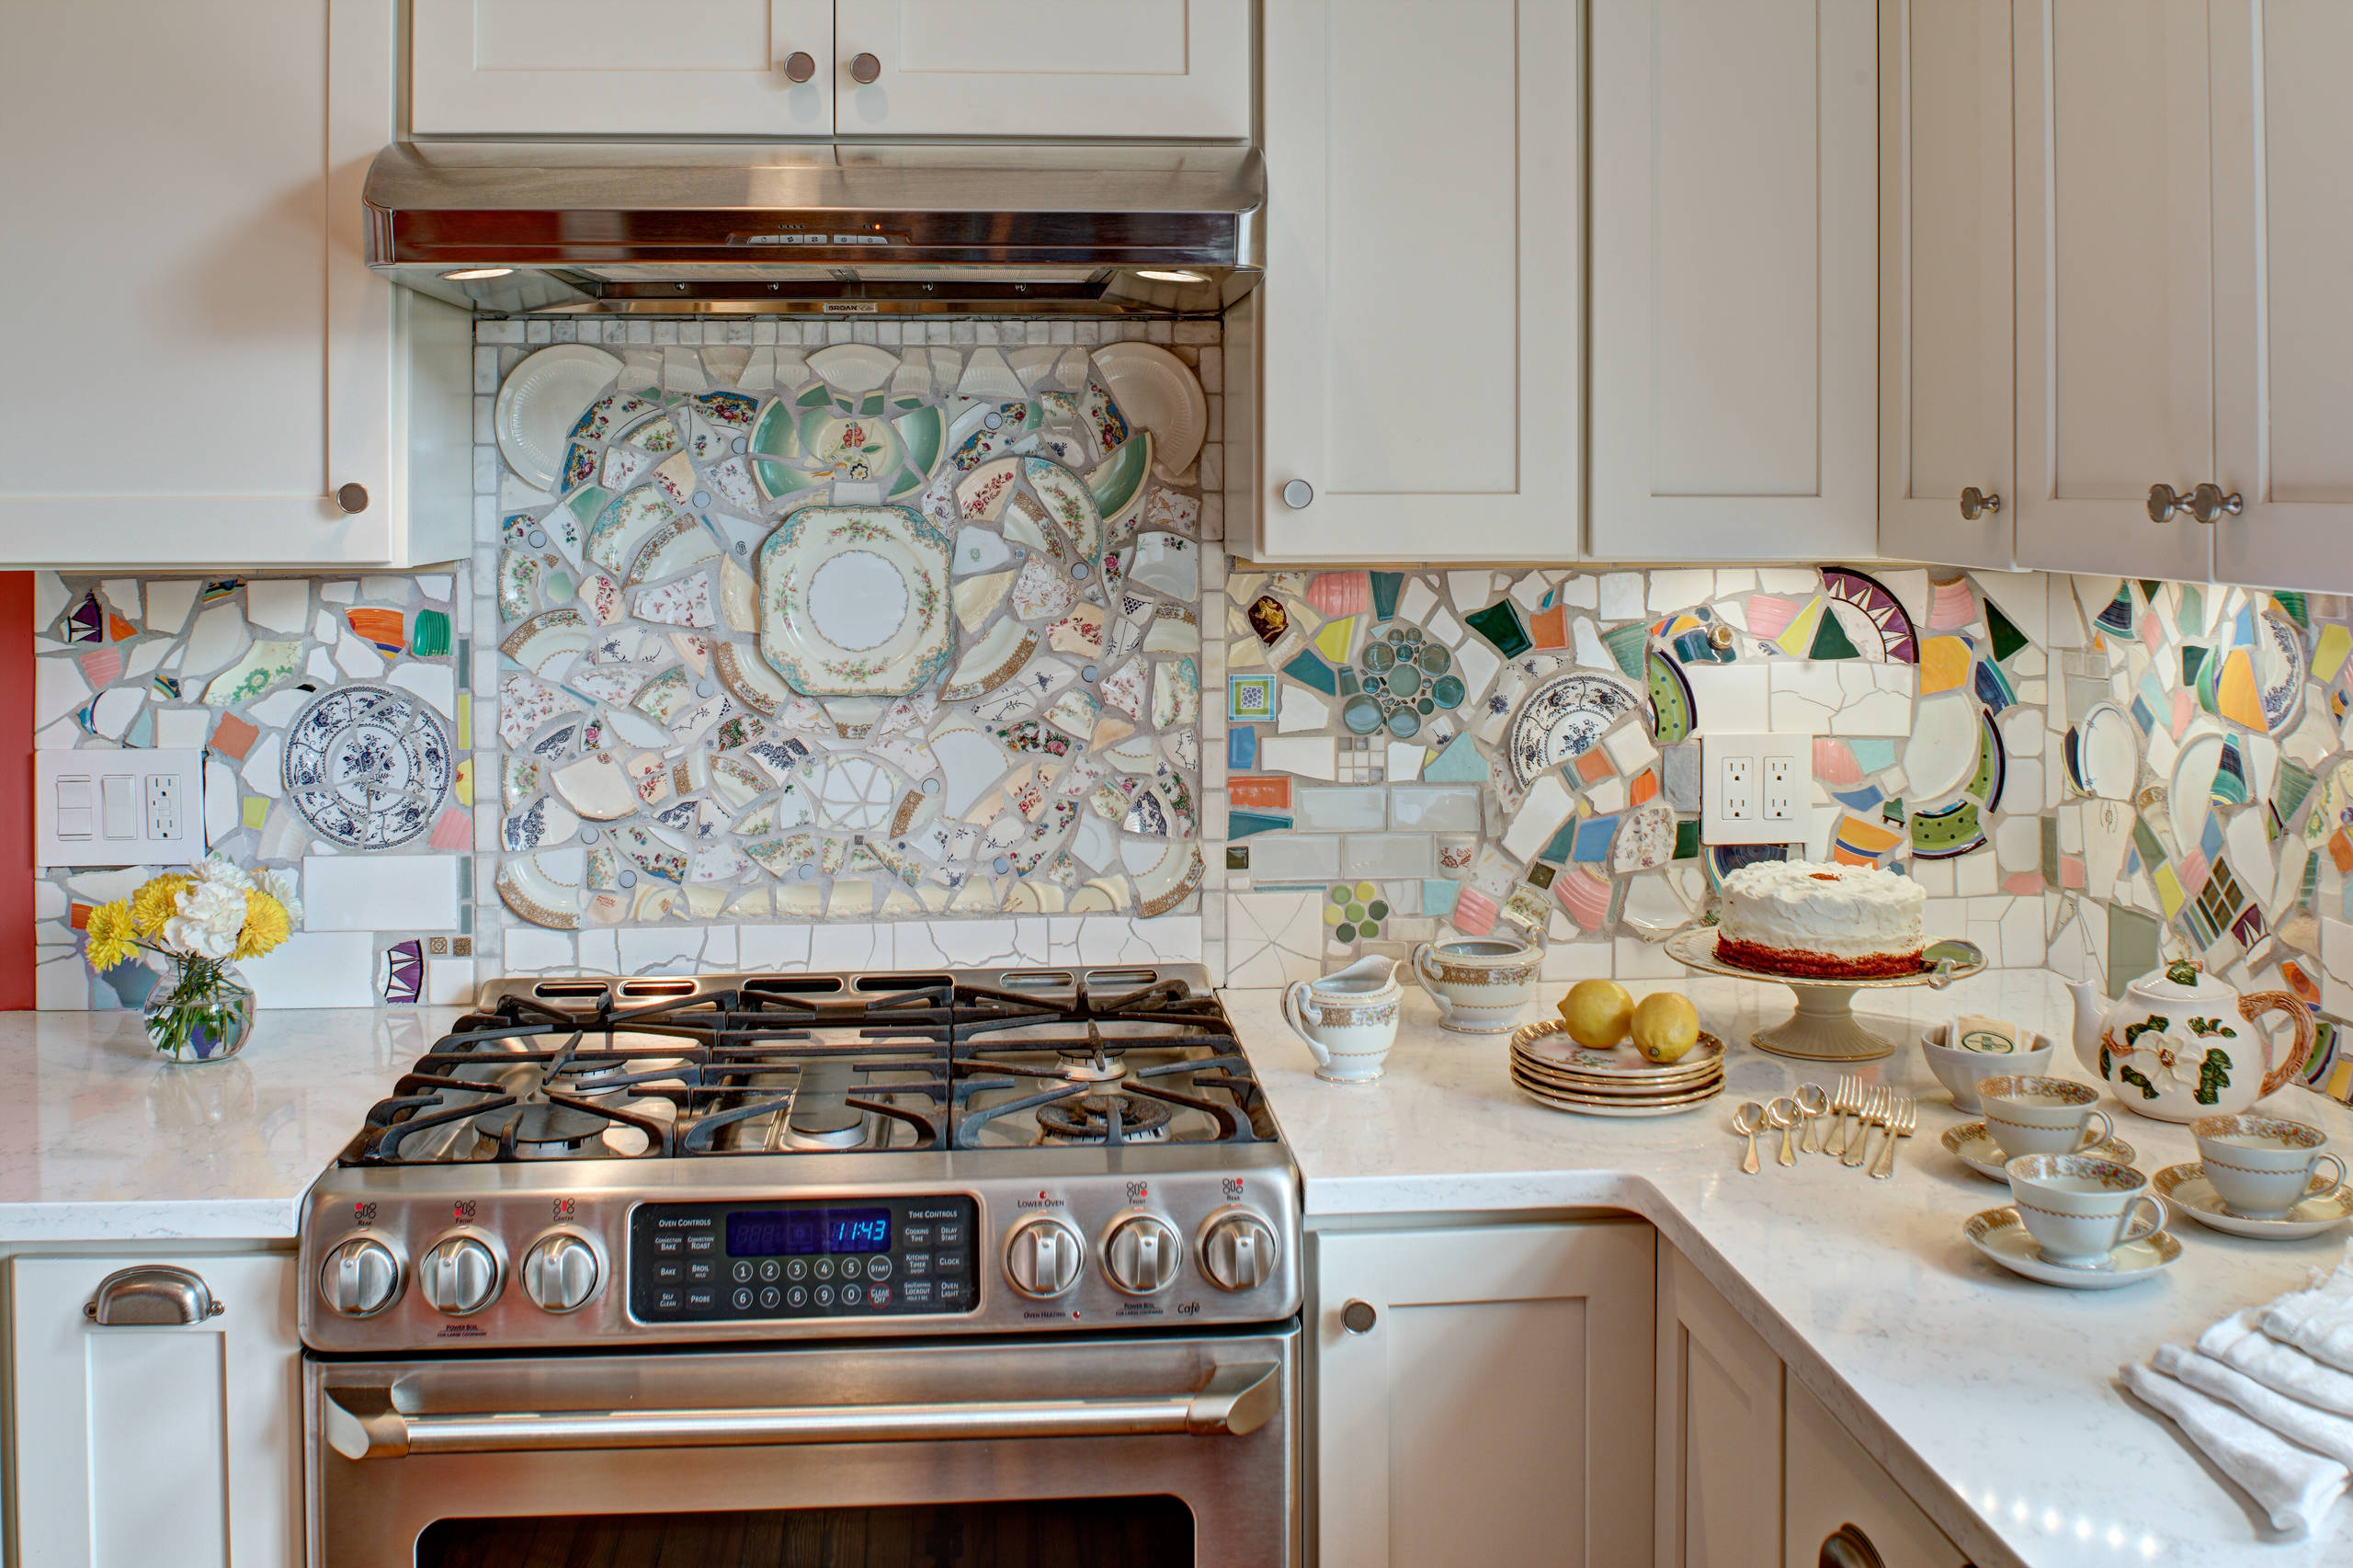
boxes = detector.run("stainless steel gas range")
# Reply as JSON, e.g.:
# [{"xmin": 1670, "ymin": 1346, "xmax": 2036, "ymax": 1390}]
[{"xmin": 300, "ymin": 964, "xmax": 1299, "ymax": 1568}]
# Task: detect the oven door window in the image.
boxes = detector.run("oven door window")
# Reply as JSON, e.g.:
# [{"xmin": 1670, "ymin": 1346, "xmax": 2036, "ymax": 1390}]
[{"xmin": 415, "ymin": 1497, "xmax": 1197, "ymax": 1567}]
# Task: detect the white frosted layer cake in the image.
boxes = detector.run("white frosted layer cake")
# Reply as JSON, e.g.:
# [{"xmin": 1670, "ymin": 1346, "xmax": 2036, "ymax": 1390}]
[{"xmin": 1714, "ymin": 860, "xmax": 1926, "ymax": 980}]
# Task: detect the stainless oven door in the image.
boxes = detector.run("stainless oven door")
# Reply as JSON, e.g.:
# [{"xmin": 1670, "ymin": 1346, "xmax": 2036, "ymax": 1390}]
[{"xmin": 310, "ymin": 1325, "xmax": 1296, "ymax": 1568}]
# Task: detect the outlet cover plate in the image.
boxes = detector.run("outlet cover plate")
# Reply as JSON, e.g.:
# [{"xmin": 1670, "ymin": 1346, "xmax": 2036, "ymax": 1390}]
[
  {"xmin": 35, "ymin": 749, "xmax": 210, "ymax": 868},
  {"xmin": 1700, "ymin": 732, "xmax": 1815, "ymax": 846}
]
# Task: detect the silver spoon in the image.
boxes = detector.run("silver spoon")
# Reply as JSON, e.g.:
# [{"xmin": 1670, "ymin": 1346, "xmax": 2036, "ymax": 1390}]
[
  {"xmin": 1767, "ymin": 1097, "xmax": 1800, "ymax": 1166},
  {"xmin": 1794, "ymin": 1083, "xmax": 1831, "ymax": 1153},
  {"xmin": 1733, "ymin": 1101, "xmax": 1767, "ymax": 1176}
]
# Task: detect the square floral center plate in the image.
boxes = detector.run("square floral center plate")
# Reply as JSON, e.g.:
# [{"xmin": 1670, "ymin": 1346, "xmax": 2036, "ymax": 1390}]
[{"xmin": 758, "ymin": 505, "xmax": 954, "ymax": 697}]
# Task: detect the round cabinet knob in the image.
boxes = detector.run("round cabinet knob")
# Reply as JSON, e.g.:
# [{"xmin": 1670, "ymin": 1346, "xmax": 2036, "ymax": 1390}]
[
  {"xmin": 780, "ymin": 51, "xmax": 816, "ymax": 83},
  {"xmin": 334, "ymin": 482, "xmax": 369, "ymax": 515},
  {"xmin": 1959, "ymin": 486, "xmax": 2002, "ymax": 521},
  {"xmin": 418, "ymin": 1235, "xmax": 501, "ymax": 1317},
  {"xmin": 2189, "ymin": 482, "xmax": 2245, "ymax": 525},
  {"xmin": 849, "ymin": 52, "xmax": 882, "ymax": 85},
  {"xmin": 1818, "ymin": 1523, "xmax": 1885, "ymax": 1568},
  {"xmin": 521, "ymin": 1233, "xmax": 601, "ymax": 1313},
  {"xmin": 1341, "ymin": 1299, "xmax": 1378, "ymax": 1335},
  {"xmin": 1004, "ymin": 1216, "xmax": 1084, "ymax": 1298},
  {"xmin": 2148, "ymin": 482, "xmax": 2188, "ymax": 523},
  {"xmin": 1279, "ymin": 478, "xmax": 1314, "ymax": 510},
  {"xmin": 1103, "ymin": 1215, "xmax": 1182, "ymax": 1294},
  {"xmin": 319, "ymin": 1236, "xmax": 402, "ymax": 1317},
  {"xmin": 1199, "ymin": 1212, "xmax": 1278, "ymax": 1291}
]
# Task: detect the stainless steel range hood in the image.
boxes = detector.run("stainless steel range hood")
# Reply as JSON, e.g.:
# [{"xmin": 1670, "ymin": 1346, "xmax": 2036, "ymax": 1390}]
[{"xmin": 363, "ymin": 142, "xmax": 1262, "ymax": 317}]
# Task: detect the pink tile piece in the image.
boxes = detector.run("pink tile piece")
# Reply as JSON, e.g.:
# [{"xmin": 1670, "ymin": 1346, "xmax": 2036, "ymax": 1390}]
[
  {"xmin": 2169, "ymin": 688, "xmax": 2194, "ymax": 738},
  {"xmin": 1745, "ymin": 596, "xmax": 1799, "ymax": 640},
  {"xmin": 77, "ymin": 647, "xmax": 121, "ymax": 687},
  {"xmin": 1927, "ymin": 578, "xmax": 1977, "ymax": 631},
  {"xmin": 2060, "ymin": 854, "xmax": 2086, "ymax": 889},
  {"xmin": 2141, "ymin": 613, "xmax": 2165, "ymax": 655},
  {"xmin": 429, "ymin": 807, "xmax": 472, "ymax": 851},
  {"xmin": 2002, "ymin": 871, "xmax": 2044, "ymax": 895},
  {"xmin": 1452, "ymin": 886, "xmax": 1498, "ymax": 937}
]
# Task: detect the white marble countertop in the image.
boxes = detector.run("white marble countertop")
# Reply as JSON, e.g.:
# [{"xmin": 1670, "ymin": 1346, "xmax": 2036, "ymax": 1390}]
[
  {"xmin": 1227, "ymin": 969, "xmax": 2353, "ymax": 1568},
  {"xmin": 0, "ymin": 1006, "xmax": 459, "ymax": 1243}
]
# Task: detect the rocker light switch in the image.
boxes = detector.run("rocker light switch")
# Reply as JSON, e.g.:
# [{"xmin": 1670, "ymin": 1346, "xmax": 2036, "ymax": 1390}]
[
  {"xmin": 35, "ymin": 749, "xmax": 209, "ymax": 868},
  {"xmin": 53, "ymin": 777, "xmax": 93, "ymax": 840}
]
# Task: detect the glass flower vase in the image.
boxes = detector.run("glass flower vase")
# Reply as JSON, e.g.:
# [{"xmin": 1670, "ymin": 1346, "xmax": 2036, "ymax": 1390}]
[{"xmin": 142, "ymin": 959, "xmax": 255, "ymax": 1065}]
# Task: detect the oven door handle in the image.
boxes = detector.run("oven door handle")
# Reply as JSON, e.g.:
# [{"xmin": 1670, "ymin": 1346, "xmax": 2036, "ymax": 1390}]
[{"xmin": 324, "ymin": 1360, "xmax": 1279, "ymax": 1460}]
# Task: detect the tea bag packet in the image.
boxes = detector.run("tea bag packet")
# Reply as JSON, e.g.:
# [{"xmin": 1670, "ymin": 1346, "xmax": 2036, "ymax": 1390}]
[{"xmin": 1953, "ymin": 1012, "xmax": 2026, "ymax": 1055}]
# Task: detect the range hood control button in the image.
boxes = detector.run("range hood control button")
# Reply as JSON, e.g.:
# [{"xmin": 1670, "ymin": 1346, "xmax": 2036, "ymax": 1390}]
[
  {"xmin": 1200, "ymin": 1213, "xmax": 1279, "ymax": 1291},
  {"xmin": 1005, "ymin": 1216, "xmax": 1084, "ymax": 1298},
  {"xmin": 418, "ymin": 1235, "xmax": 501, "ymax": 1316},
  {"xmin": 1104, "ymin": 1215, "xmax": 1181, "ymax": 1294},
  {"xmin": 521, "ymin": 1233, "xmax": 601, "ymax": 1313},
  {"xmin": 318, "ymin": 1236, "xmax": 401, "ymax": 1318}
]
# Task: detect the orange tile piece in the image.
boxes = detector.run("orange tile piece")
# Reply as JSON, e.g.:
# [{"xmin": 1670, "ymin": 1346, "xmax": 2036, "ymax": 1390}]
[
  {"xmin": 209, "ymin": 713, "xmax": 259, "ymax": 762},
  {"xmin": 347, "ymin": 607, "xmax": 406, "ymax": 653},
  {"xmin": 1228, "ymin": 775, "xmax": 1293, "ymax": 811},
  {"xmin": 68, "ymin": 903, "xmax": 91, "ymax": 930},
  {"xmin": 1528, "ymin": 605, "xmax": 1570, "ymax": 651},
  {"xmin": 1918, "ymin": 635, "xmax": 1971, "ymax": 694},
  {"xmin": 106, "ymin": 613, "xmax": 136, "ymax": 642},
  {"xmin": 2330, "ymin": 827, "xmax": 2353, "ymax": 875},
  {"xmin": 2215, "ymin": 648, "xmax": 2268, "ymax": 732},
  {"xmin": 1628, "ymin": 768, "xmax": 1659, "ymax": 806},
  {"xmin": 1574, "ymin": 749, "xmax": 1613, "ymax": 785}
]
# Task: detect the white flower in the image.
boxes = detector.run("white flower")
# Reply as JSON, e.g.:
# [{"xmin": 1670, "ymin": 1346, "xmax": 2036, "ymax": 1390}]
[
  {"xmin": 191, "ymin": 854, "xmax": 254, "ymax": 893},
  {"xmin": 256, "ymin": 867, "xmax": 303, "ymax": 928},
  {"xmin": 163, "ymin": 880, "xmax": 246, "ymax": 960}
]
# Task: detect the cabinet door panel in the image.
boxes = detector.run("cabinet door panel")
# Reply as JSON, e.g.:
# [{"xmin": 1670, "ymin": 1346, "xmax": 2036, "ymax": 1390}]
[
  {"xmin": 1314, "ymin": 1222, "xmax": 1654, "ymax": 1567},
  {"xmin": 1655, "ymin": 1247, "xmax": 1781, "ymax": 1568},
  {"xmin": 834, "ymin": 0, "xmax": 1248, "ymax": 137},
  {"xmin": 10, "ymin": 1255, "xmax": 301, "ymax": 1568},
  {"xmin": 1589, "ymin": 0, "xmax": 1877, "ymax": 562},
  {"xmin": 1259, "ymin": 0, "xmax": 1579, "ymax": 561},
  {"xmin": 2014, "ymin": 0, "xmax": 2212, "ymax": 581},
  {"xmin": 1879, "ymin": 0, "xmax": 2014, "ymax": 568},
  {"xmin": 0, "ymin": 0, "xmax": 396, "ymax": 566},
  {"xmin": 1784, "ymin": 1378, "xmax": 1970, "ymax": 1568},
  {"xmin": 412, "ymin": 0, "xmax": 833, "ymax": 133},
  {"xmin": 2211, "ymin": 0, "xmax": 2353, "ymax": 591}
]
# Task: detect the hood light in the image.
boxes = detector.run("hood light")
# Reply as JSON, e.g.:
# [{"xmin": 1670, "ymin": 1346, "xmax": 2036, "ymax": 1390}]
[
  {"xmin": 441, "ymin": 267, "xmax": 515, "ymax": 281},
  {"xmin": 1134, "ymin": 268, "xmax": 1209, "ymax": 284}
]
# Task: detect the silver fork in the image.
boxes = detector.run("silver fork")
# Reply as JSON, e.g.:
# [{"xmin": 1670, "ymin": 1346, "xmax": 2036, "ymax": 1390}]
[
  {"xmin": 1843, "ymin": 1085, "xmax": 1886, "ymax": 1167},
  {"xmin": 1823, "ymin": 1075, "xmax": 1859, "ymax": 1156},
  {"xmin": 1870, "ymin": 1093, "xmax": 1918, "ymax": 1180}
]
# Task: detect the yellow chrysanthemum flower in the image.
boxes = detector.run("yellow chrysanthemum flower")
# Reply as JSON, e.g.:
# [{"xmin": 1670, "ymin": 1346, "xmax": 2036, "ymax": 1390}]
[
  {"xmin": 84, "ymin": 902, "xmax": 138, "ymax": 971},
  {"xmin": 130, "ymin": 874, "xmax": 191, "ymax": 939},
  {"xmin": 233, "ymin": 892, "xmax": 291, "ymax": 962}
]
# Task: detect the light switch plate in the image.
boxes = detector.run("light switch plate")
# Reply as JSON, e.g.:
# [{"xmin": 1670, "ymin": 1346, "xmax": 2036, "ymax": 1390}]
[
  {"xmin": 1700, "ymin": 732, "xmax": 1815, "ymax": 846},
  {"xmin": 36, "ymin": 749, "xmax": 209, "ymax": 868}
]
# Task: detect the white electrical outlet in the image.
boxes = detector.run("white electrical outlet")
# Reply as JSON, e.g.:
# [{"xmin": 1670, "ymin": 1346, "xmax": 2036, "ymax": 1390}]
[
  {"xmin": 36, "ymin": 749, "xmax": 209, "ymax": 868},
  {"xmin": 1701, "ymin": 733, "xmax": 1815, "ymax": 846}
]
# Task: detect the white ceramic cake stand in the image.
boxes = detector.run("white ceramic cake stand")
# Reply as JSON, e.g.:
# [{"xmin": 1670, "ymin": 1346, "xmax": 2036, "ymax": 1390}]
[{"xmin": 1663, "ymin": 928, "xmax": 1987, "ymax": 1062}]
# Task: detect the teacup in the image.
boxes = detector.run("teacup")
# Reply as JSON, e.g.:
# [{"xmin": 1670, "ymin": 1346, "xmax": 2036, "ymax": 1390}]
[
  {"xmin": 2004, "ymin": 1153, "xmax": 2166, "ymax": 1267},
  {"xmin": 1409, "ymin": 937, "xmax": 1540, "ymax": 1034},
  {"xmin": 2192, "ymin": 1114, "xmax": 2347, "ymax": 1220},
  {"xmin": 1920, "ymin": 1024, "xmax": 2056, "ymax": 1113},
  {"xmin": 1978, "ymin": 1075, "xmax": 2112, "ymax": 1158},
  {"xmin": 1284, "ymin": 957, "xmax": 1403, "ymax": 1084}
]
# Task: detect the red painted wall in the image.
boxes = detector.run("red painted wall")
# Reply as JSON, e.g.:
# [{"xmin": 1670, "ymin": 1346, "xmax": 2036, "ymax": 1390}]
[{"xmin": 0, "ymin": 573, "xmax": 31, "ymax": 1009}]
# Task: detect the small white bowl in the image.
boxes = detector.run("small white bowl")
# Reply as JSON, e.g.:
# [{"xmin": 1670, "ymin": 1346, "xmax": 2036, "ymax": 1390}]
[{"xmin": 1920, "ymin": 1022, "xmax": 2056, "ymax": 1112}]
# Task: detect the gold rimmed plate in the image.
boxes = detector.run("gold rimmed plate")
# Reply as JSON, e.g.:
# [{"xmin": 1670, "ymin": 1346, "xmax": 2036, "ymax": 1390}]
[
  {"xmin": 2153, "ymin": 1163, "xmax": 2353, "ymax": 1240},
  {"xmin": 1942, "ymin": 1120, "xmax": 2136, "ymax": 1181},
  {"xmin": 1510, "ymin": 1069, "xmax": 1725, "ymax": 1118}
]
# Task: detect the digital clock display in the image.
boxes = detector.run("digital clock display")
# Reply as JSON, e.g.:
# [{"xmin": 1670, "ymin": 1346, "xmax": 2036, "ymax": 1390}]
[{"xmin": 724, "ymin": 1207, "xmax": 892, "ymax": 1256}]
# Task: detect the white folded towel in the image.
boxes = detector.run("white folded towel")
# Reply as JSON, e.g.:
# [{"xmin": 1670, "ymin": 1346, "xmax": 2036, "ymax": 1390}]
[
  {"xmin": 2258, "ymin": 1244, "xmax": 2353, "ymax": 1375},
  {"xmin": 2121, "ymin": 1361, "xmax": 2350, "ymax": 1533},
  {"xmin": 2200, "ymin": 1311, "xmax": 2353, "ymax": 1420},
  {"xmin": 2156, "ymin": 1343, "xmax": 2353, "ymax": 1471}
]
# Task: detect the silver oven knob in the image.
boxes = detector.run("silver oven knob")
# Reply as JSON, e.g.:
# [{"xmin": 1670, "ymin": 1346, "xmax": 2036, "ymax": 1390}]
[
  {"xmin": 418, "ymin": 1235, "xmax": 501, "ymax": 1316},
  {"xmin": 318, "ymin": 1236, "xmax": 402, "ymax": 1317},
  {"xmin": 1005, "ymin": 1216, "xmax": 1084, "ymax": 1298},
  {"xmin": 521, "ymin": 1233, "xmax": 601, "ymax": 1313},
  {"xmin": 1200, "ymin": 1212, "xmax": 1278, "ymax": 1291},
  {"xmin": 1104, "ymin": 1214, "xmax": 1182, "ymax": 1294}
]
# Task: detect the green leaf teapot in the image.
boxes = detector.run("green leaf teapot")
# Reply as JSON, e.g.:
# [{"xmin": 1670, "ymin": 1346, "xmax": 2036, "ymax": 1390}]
[{"xmin": 2065, "ymin": 960, "xmax": 2315, "ymax": 1122}]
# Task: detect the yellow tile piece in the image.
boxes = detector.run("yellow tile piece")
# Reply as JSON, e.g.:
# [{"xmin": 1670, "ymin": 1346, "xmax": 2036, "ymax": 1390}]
[
  {"xmin": 2153, "ymin": 864, "xmax": 2186, "ymax": 920},
  {"xmin": 2216, "ymin": 648, "xmax": 2268, "ymax": 732},
  {"xmin": 1832, "ymin": 813, "xmax": 1903, "ymax": 857},
  {"xmin": 241, "ymin": 796, "xmax": 267, "ymax": 830},
  {"xmin": 455, "ymin": 692, "xmax": 472, "ymax": 750},
  {"xmin": 1918, "ymin": 635, "xmax": 1972, "ymax": 694},
  {"xmin": 1772, "ymin": 597, "xmax": 1825, "ymax": 657},
  {"xmin": 454, "ymin": 757, "xmax": 473, "ymax": 807},
  {"xmin": 1311, "ymin": 615, "xmax": 1358, "ymax": 665},
  {"xmin": 2318, "ymin": 623, "xmax": 2353, "ymax": 686}
]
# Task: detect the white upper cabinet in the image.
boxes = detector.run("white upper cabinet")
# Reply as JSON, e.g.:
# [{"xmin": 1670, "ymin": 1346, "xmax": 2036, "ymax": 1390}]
[
  {"xmin": 1588, "ymin": 0, "xmax": 1878, "ymax": 563},
  {"xmin": 411, "ymin": 0, "xmax": 837, "ymax": 134},
  {"xmin": 2012, "ymin": 0, "xmax": 2215, "ymax": 585},
  {"xmin": 1256, "ymin": 0, "xmax": 1581, "ymax": 562},
  {"xmin": 1878, "ymin": 0, "xmax": 2015, "ymax": 570},
  {"xmin": 0, "ymin": 0, "xmax": 469, "ymax": 570},
  {"xmin": 413, "ymin": 0, "xmax": 1247, "ymax": 139},
  {"xmin": 834, "ymin": 0, "xmax": 1249, "ymax": 138},
  {"xmin": 2210, "ymin": 1, "xmax": 2353, "ymax": 593}
]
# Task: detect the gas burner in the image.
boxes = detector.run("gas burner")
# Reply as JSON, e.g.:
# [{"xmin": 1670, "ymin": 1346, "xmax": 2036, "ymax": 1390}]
[
  {"xmin": 779, "ymin": 1059, "xmax": 871, "ymax": 1150},
  {"xmin": 1034, "ymin": 1093, "xmax": 1173, "ymax": 1145},
  {"xmin": 1055, "ymin": 1048, "xmax": 1131, "ymax": 1084},
  {"xmin": 475, "ymin": 1103, "xmax": 613, "ymax": 1158}
]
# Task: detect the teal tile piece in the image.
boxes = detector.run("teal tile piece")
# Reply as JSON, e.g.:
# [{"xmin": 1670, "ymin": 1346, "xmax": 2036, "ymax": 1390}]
[
  {"xmin": 125, "ymin": 708, "xmax": 154, "ymax": 748},
  {"xmin": 1370, "ymin": 572, "xmax": 1404, "ymax": 620},
  {"xmin": 1538, "ymin": 819, "xmax": 1578, "ymax": 865},
  {"xmin": 1282, "ymin": 651, "xmax": 1338, "ymax": 696},
  {"xmin": 1228, "ymin": 725, "xmax": 1257, "ymax": 769},
  {"xmin": 1465, "ymin": 600, "xmax": 1532, "ymax": 658},
  {"xmin": 1229, "ymin": 811, "xmax": 1293, "ymax": 840},
  {"xmin": 1848, "ymin": 738, "xmax": 1899, "ymax": 773},
  {"xmin": 1421, "ymin": 880, "xmax": 1461, "ymax": 921},
  {"xmin": 1422, "ymin": 733, "xmax": 1488, "ymax": 783}
]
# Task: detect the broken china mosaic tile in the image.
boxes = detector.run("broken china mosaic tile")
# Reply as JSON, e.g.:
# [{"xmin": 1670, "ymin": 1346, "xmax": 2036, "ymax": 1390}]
[{"xmin": 479, "ymin": 319, "xmax": 1215, "ymax": 941}]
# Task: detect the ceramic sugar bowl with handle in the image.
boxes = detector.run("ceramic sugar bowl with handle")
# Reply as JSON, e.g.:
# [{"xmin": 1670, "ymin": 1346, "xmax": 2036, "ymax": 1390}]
[{"xmin": 2066, "ymin": 959, "xmax": 2316, "ymax": 1122}]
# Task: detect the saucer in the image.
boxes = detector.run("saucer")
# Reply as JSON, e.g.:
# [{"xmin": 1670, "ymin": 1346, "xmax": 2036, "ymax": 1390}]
[
  {"xmin": 1963, "ymin": 1206, "xmax": 2181, "ymax": 1290},
  {"xmin": 2152, "ymin": 1163, "xmax": 2353, "ymax": 1240},
  {"xmin": 1942, "ymin": 1120, "xmax": 2135, "ymax": 1181}
]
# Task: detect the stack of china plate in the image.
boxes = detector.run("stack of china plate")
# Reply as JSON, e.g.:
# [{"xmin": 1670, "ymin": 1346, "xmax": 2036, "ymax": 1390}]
[{"xmin": 1508, "ymin": 1020, "xmax": 1727, "ymax": 1117}]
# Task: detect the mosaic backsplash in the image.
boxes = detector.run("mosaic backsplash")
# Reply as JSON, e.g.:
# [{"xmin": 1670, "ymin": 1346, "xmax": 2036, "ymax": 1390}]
[{"xmin": 30, "ymin": 317, "xmax": 2353, "ymax": 1092}]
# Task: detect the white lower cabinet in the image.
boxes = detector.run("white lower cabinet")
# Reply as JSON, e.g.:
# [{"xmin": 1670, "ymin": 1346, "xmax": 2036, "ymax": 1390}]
[
  {"xmin": 1785, "ymin": 1379, "xmax": 1970, "ymax": 1568},
  {"xmin": 8, "ymin": 1253, "xmax": 301, "ymax": 1568},
  {"xmin": 1656, "ymin": 1244, "xmax": 1783, "ymax": 1568},
  {"xmin": 1312, "ymin": 1220, "xmax": 1656, "ymax": 1566}
]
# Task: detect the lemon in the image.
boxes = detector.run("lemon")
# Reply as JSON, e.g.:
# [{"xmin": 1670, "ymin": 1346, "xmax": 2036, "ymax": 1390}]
[
  {"xmin": 1558, "ymin": 980, "xmax": 1634, "ymax": 1050},
  {"xmin": 1631, "ymin": 992, "xmax": 1701, "ymax": 1063}
]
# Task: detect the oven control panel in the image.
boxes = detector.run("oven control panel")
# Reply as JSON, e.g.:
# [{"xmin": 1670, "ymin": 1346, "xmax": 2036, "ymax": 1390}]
[{"xmin": 629, "ymin": 1197, "xmax": 981, "ymax": 1322}]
